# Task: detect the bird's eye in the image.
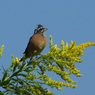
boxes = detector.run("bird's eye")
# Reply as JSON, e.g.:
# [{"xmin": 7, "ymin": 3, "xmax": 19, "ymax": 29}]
[
  {"xmin": 34, "ymin": 27, "xmax": 45, "ymax": 34},
  {"xmin": 38, "ymin": 28, "xmax": 44, "ymax": 32},
  {"xmin": 39, "ymin": 29, "xmax": 43, "ymax": 31}
]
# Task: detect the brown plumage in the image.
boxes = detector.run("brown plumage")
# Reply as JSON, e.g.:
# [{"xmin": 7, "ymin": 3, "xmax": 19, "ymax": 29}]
[{"xmin": 20, "ymin": 24, "xmax": 47, "ymax": 62}]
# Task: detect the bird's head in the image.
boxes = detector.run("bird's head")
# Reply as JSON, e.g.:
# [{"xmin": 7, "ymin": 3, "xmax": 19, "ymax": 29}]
[{"xmin": 34, "ymin": 24, "xmax": 48, "ymax": 36}]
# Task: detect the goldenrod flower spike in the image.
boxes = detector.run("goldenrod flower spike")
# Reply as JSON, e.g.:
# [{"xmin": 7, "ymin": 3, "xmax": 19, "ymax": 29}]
[
  {"xmin": 0, "ymin": 45, "xmax": 4, "ymax": 57},
  {"xmin": 50, "ymin": 35, "xmax": 53, "ymax": 47},
  {"xmin": 77, "ymin": 42, "xmax": 95, "ymax": 49},
  {"xmin": 61, "ymin": 40, "xmax": 64, "ymax": 50},
  {"xmin": 65, "ymin": 43, "xmax": 68, "ymax": 51}
]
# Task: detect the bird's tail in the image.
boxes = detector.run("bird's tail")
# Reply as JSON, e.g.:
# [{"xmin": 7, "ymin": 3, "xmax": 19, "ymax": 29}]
[
  {"xmin": 19, "ymin": 57, "xmax": 25, "ymax": 62},
  {"xmin": 19, "ymin": 54, "xmax": 26, "ymax": 62}
]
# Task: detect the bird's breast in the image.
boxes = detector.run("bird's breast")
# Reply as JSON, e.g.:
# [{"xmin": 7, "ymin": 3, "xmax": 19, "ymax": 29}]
[{"xmin": 30, "ymin": 34, "xmax": 47, "ymax": 50}]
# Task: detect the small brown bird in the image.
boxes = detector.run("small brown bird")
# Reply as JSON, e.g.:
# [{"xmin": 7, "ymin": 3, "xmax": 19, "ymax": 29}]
[{"xmin": 20, "ymin": 24, "xmax": 47, "ymax": 62}]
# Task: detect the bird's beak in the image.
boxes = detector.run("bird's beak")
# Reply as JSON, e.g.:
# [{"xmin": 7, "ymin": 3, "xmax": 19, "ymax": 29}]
[{"xmin": 46, "ymin": 28, "xmax": 48, "ymax": 30}]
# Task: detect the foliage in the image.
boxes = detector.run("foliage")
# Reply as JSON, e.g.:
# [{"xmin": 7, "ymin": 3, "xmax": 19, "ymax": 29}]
[{"xmin": 0, "ymin": 36, "xmax": 95, "ymax": 95}]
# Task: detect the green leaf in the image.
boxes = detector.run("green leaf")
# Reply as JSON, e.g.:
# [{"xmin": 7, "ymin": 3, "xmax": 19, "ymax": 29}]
[
  {"xmin": 2, "ymin": 70, "xmax": 7, "ymax": 82},
  {"xmin": 13, "ymin": 63, "xmax": 19, "ymax": 72},
  {"xmin": 17, "ymin": 73, "xmax": 27, "ymax": 77}
]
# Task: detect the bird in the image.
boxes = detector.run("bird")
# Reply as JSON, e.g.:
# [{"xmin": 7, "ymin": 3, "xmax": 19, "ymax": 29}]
[{"xmin": 20, "ymin": 24, "xmax": 47, "ymax": 62}]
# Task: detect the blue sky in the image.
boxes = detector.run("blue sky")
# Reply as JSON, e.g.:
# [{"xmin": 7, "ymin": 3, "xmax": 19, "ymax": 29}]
[{"xmin": 0, "ymin": 0, "xmax": 95, "ymax": 95}]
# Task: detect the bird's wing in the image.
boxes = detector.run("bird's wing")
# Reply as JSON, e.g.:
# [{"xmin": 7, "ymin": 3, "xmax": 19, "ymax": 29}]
[{"xmin": 23, "ymin": 36, "xmax": 32, "ymax": 56}]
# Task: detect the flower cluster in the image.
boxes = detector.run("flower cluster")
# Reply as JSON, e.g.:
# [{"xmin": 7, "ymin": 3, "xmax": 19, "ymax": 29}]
[
  {"xmin": 11, "ymin": 55, "xmax": 20, "ymax": 64},
  {"xmin": 1, "ymin": 35, "xmax": 95, "ymax": 95},
  {"xmin": 46, "ymin": 36, "xmax": 95, "ymax": 78}
]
